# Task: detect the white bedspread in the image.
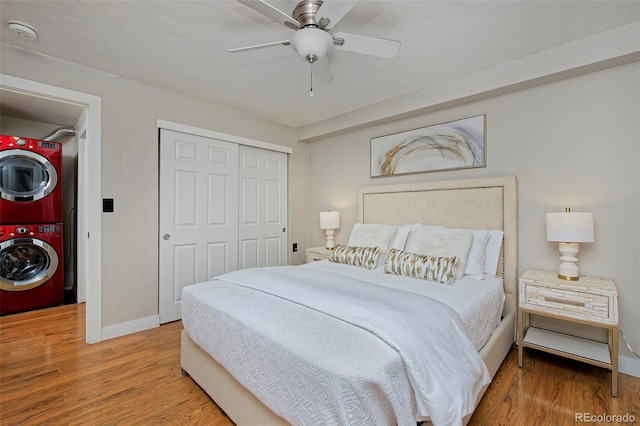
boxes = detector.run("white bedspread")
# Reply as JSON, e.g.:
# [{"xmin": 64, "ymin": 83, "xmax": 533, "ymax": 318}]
[
  {"xmin": 302, "ymin": 260, "xmax": 505, "ymax": 350},
  {"xmin": 181, "ymin": 263, "xmax": 503, "ymax": 426}
]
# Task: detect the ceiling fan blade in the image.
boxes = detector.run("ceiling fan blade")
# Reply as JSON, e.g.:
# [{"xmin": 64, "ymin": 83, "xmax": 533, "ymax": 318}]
[
  {"xmin": 236, "ymin": 0, "xmax": 300, "ymax": 30},
  {"xmin": 333, "ymin": 32, "xmax": 400, "ymax": 58},
  {"xmin": 315, "ymin": 0, "xmax": 358, "ymax": 30},
  {"xmin": 229, "ymin": 40, "xmax": 290, "ymax": 53},
  {"xmin": 312, "ymin": 56, "xmax": 333, "ymax": 85}
]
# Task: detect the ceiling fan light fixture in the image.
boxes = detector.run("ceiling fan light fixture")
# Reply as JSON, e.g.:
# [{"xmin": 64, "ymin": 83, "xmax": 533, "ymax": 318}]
[{"xmin": 291, "ymin": 27, "xmax": 334, "ymax": 63}]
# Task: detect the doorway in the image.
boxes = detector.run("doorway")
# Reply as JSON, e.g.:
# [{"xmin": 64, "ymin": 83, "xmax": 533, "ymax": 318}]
[{"xmin": 0, "ymin": 74, "xmax": 103, "ymax": 343}]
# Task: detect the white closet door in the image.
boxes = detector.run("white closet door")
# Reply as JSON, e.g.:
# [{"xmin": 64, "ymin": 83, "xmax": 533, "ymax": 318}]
[
  {"xmin": 159, "ymin": 129, "xmax": 239, "ymax": 323},
  {"xmin": 238, "ymin": 146, "xmax": 288, "ymax": 269}
]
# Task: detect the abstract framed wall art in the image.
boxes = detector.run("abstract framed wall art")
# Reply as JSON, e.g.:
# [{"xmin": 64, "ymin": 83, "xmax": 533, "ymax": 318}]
[{"xmin": 370, "ymin": 115, "xmax": 486, "ymax": 177}]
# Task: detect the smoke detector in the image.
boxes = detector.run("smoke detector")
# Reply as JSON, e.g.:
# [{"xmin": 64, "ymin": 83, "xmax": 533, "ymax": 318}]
[{"xmin": 8, "ymin": 20, "xmax": 38, "ymax": 41}]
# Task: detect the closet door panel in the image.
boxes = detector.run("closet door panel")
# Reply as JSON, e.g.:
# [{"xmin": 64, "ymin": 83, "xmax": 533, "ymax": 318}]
[
  {"xmin": 238, "ymin": 146, "xmax": 288, "ymax": 268},
  {"xmin": 159, "ymin": 130, "xmax": 239, "ymax": 323}
]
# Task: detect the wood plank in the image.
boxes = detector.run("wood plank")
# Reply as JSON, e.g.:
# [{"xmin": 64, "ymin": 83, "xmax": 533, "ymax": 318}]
[{"xmin": 1, "ymin": 304, "xmax": 638, "ymax": 425}]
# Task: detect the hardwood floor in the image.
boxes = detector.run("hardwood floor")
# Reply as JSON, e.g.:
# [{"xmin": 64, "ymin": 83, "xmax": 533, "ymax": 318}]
[
  {"xmin": 1, "ymin": 304, "xmax": 638, "ymax": 425},
  {"xmin": 0, "ymin": 304, "xmax": 228, "ymax": 425}
]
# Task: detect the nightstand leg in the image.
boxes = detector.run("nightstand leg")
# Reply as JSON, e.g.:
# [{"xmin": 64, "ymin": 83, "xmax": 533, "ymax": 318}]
[
  {"xmin": 610, "ymin": 328, "xmax": 618, "ymax": 397},
  {"xmin": 518, "ymin": 310, "xmax": 524, "ymax": 368}
]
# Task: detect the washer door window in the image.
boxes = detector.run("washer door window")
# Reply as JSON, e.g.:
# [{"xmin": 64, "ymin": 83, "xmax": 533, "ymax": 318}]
[
  {"xmin": 0, "ymin": 150, "xmax": 58, "ymax": 202},
  {"xmin": 0, "ymin": 238, "xmax": 59, "ymax": 291}
]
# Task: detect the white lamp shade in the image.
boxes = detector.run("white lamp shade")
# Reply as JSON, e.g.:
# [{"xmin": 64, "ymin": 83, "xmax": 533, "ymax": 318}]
[
  {"xmin": 320, "ymin": 211, "xmax": 340, "ymax": 230},
  {"xmin": 546, "ymin": 212, "xmax": 594, "ymax": 243}
]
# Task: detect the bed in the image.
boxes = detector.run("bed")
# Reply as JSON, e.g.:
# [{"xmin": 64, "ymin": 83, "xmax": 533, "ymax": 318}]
[{"xmin": 180, "ymin": 176, "xmax": 518, "ymax": 425}]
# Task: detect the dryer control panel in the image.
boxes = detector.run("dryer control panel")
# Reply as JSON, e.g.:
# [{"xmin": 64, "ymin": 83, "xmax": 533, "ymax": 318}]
[{"xmin": 0, "ymin": 224, "xmax": 61, "ymax": 239}]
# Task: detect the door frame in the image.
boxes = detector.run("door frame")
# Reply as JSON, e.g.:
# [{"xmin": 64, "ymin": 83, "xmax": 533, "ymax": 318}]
[
  {"xmin": 156, "ymin": 120, "xmax": 293, "ymax": 155},
  {"xmin": 0, "ymin": 74, "xmax": 103, "ymax": 343}
]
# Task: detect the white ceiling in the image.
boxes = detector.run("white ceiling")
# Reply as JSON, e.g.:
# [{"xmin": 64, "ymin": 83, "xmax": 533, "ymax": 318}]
[{"xmin": 1, "ymin": 1, "xmax": 638, "ymax": 128}]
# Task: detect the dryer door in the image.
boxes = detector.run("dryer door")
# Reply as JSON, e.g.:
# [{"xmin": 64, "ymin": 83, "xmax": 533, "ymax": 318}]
[
  {"xmin": 0, "ymin": 149, "xmax": 59, "ymax": 202},
  {"xmin": 0, "ymin": 238, "xmax": 59, "ymax": 291}
]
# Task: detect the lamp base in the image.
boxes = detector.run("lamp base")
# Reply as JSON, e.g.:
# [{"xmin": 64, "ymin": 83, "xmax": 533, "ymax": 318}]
[
  {"xmin": 325, "ymin": 229, "xmax": 336, "ymax": 250},
  {"xmin": 557, "ymin": 242, "xmax": 580, "ymax": 281}
]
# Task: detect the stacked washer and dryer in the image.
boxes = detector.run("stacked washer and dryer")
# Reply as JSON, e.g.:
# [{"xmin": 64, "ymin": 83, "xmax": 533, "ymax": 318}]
[{"xmin": 0, "ymin": 135, "xmax": 65, "ymax": 315}]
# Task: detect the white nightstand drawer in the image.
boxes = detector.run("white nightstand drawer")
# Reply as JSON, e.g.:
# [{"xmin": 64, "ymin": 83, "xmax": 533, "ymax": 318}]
[
  {"xmin": 308, "ymin": 253, "xmax": 329, "ymax": 262},
  {"xmin": 306, "ymin": 247, "xmax": 333, "ymax": 263},
  {"xmin": 521, "ymin": 282, "xmax": 612, "ymax": 322}
]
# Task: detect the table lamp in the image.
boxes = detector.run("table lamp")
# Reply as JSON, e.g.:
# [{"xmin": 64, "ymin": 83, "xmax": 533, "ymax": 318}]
[
  {"xmin": 320, "ymin": 211, "xmax": 340, "ymax": 250},
  {"xmin": 546, "ymin": 208, "xmax": 594, "ymax": 281}
]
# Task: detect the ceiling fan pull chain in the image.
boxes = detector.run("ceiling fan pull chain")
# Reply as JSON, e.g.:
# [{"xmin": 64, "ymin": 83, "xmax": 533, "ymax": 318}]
[{"xmin": 310, "ymin": 62, "xmax": 314, "ymax": 97}]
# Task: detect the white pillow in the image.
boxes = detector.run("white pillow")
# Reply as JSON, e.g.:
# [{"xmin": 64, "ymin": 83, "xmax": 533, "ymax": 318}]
[
  {"xmin": 347, "ymin": 223, "xmax": 398, "ymax": 259},
  {"xmin": 483, "ymin": 230, "xmax": 504, "ymax": 276},
  {"xmin": 465, "ymin": 229, "xmax": 491, "ymax": 280},
  {"xmin": 391, "ymin": 223, "xmax": 423, "ymax": 250},
  {"xmin": 404, "ymin": 226, "xmax": 473, "ymax": 280}
]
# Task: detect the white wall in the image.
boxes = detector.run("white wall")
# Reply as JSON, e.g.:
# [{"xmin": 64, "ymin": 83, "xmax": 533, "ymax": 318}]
[
  {"xmin": 307, "ymin": 63, "xmax": 640, "ymax": 376},
  {"xmin": 0, "ymin": 44, "xmax": 307, "ymax": 327}
]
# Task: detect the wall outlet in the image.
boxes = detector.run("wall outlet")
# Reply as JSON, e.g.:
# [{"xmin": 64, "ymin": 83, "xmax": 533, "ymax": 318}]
[{"xmin": 292, "ymin": 243, "xmax": 298, "ymax": 252}]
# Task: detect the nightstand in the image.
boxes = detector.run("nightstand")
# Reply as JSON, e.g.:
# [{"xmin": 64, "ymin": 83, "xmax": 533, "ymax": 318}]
[
  {"xmin": 518, "ymin": 270, "xmax": 619, "ymax": 396},
  {"xmin": 306, "ymin": 246, "xmax": 333, "ymax": 263}
]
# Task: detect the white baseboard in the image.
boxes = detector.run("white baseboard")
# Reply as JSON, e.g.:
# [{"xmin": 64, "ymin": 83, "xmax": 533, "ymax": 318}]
[
  {"xmin": 101, "ymin": 315, "xmax": 160, "ymax": 341},
  {"xmin": 619, "ymin": 354, "xmax": 640, "ymax": 378}
]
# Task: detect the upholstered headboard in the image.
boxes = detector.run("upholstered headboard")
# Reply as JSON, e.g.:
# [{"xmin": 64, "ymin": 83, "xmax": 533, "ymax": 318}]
[{"xmin": 357, "ymin": 176, "xmax": 518, "ymax": 316}]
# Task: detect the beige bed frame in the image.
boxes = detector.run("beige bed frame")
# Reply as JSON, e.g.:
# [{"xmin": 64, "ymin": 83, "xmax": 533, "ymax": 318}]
[{"xmin": 181, "ymin": 176, "xmax": 518, "ymax": 425}]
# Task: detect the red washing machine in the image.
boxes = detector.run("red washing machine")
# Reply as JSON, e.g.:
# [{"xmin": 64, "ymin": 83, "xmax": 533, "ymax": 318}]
[
  {"xmin": 0, "ymin": 223, "xmax": 64, "ymax": 315},
  {"xmin": 0, "ymin": 135, "xmax": 63, "ymax": 224}
]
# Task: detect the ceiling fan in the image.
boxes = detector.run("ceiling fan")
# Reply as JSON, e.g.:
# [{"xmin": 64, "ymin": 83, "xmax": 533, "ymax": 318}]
[{"xmin": 230, "ymin": 0, "xmax": 401, "ymax": 92}]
